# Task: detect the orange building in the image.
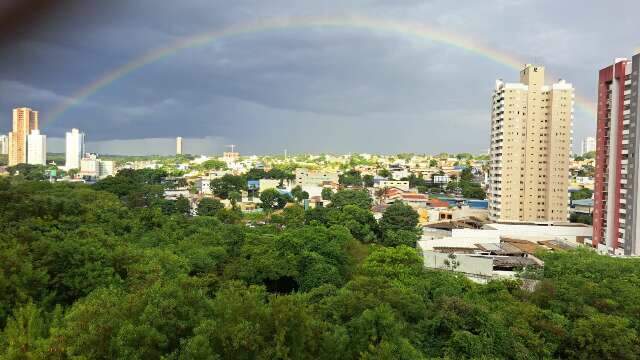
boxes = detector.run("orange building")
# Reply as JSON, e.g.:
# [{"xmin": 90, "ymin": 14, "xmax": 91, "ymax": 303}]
[{"xmin": 8, "ymin": 107, "xmax": 39, "ymax": 166}]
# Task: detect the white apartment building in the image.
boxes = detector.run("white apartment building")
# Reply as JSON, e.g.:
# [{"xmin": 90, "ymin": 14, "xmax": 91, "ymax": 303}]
[
  {"xmin": 176, "ymin": 137, "xmax": 183, "ymax": 155},
  {"xmin": 27, "ymin": 129, "xmax": 46, "ymax": 166},
  {"xmin": 65, "ymin": 128, "xmax": 85, "ymax": 170},
  {"xmin": 0, "ymin": 135, "xmax": 8, "ymax": 155},
  {"xmin": 489, "ymin": 64, "xmax": 574, "ymax": 222},
  {"xmin": 295, "ymin": 168, "xmax": 339, "ymax": 186},
  {"xmin": 581, "ymin": 136, "xmax": 596, "ymax": 156},
  {"xmin": 80, "ymin": 154, "xmax": 115, "ymax": 179}
]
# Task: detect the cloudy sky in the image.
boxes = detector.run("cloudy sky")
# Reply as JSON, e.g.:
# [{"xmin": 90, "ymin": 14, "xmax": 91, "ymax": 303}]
[{"xmin": 0, "ymin": 0, "xmax": 637, "ymax": 155}]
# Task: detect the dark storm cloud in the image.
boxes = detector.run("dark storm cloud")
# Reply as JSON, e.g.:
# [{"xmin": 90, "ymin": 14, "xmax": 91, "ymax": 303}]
[{"xmin": 1, "ymin": 0, "xmax": 638, "ymax": 154}]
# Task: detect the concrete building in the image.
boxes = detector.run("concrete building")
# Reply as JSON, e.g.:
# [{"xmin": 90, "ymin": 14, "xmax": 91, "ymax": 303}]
[
  {"xmin": 418, "ymin": 222, "xmax": 588, "ymax": 282},
  {"xmin": 79, "ymin": 154, "xmax": 115, "ymax": 179},
  {"xmin": 592, "ymin": 54, "xmax": 640, "ymax": 255},
  {"xmin": 0, "ymin": 135, "xmax": 8, "ymax": 155},
  {"xmin": 98, "ymin": 160, "xmax": 115, "ymax": 178},
  {"xmin": 377, "ymin": 180, "xmax": 410, "ymax": 191},
  {"xmin": 581, "ymin": 136, "xmax": 596, "ymax": 155},
  {"xmin": 8, "ymin": 107, "xmax": 39, "ymax": 166},
  {"xmin": 295, "ymin": 168, "xmax": 339, "ymax": 187},
  {"xmin": 176, "ymin": 137, "xmax": 183, "ymax": 155},
  {"xmin": 488, "ymin": 64, "xmax": 574, "ymax": 222},
  {"xmin": 26, "ymin": 129, "xmax": 46, "ymax": 166},
  {"xmin": 223, "ymin": 151, "xmax": 240, "ymax": 163},
  {"xmin": 65, "ymin": 128, "xmax": 85, "ymax": 170}
]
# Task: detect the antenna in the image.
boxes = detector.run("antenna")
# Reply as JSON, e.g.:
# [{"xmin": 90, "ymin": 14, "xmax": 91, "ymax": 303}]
[{"xmin": 225, "ymin": 144, "xmax": 236, "ymax": 153}]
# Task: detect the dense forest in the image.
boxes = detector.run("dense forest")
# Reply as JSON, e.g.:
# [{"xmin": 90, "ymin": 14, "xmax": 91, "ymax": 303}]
[{"xmin": 1, "ymin": 171, "xmax": 639, "ymax": 359}]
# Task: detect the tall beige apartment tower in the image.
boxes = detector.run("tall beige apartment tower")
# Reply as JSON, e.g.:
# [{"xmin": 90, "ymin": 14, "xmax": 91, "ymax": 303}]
[
  {"xmin": 176, "ymin": 137, "xmax": 183, "ymax": 155},
  {"xmin": 488, "ymin": 65, "xmax": 574, "ymax": 222},
  {"xmin": 8, "ymin": 107, "xmax": 39, "ymax": 166}
]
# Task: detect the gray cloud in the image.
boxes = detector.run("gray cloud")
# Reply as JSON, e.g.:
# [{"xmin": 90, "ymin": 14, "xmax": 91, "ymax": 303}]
[{"xmin": 1, "ymin": 0, "xmax": 637, "ymax": 154}]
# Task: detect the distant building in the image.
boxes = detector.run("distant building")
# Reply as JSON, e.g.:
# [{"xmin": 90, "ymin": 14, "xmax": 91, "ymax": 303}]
[
  {"xmin": 223, "ymin": 151, "xmax": 240, "ymax": 163},
  {"xmin": 27, "ymin": 129, "xmax": 46, "ymax": 166},
  {"xmin": 432, "ymin": 175, "xmax": 449, "ymax": 184},
  {"xmin": 581, "ymin": 136, "xmax": 596, "ymax": 155},
  {"xmin": 377, "ymin": 180, "xmax": 410, "ymax": 191},
  {"xmin": 592, "ymin": 54, "xmax": 640, "ymax": 255},
  {"xmin": 80, "ymin": 154, "xmax": 115, "ymax": 179},
  {"xmin": 295, "ymin": 168, "xmax": 338, "ymax": 187},
  {"xmin": 0, "ymin": 135, "xmax": 8, "ymax": 155},
  {"xmin": 488, "ymin": 64, "xmax": 574, "ymax": 222},
  {"xmin": 65, "ymin": 128, "xmax": 85, "ymax": 170},
  {"xmin": 8, "ymin": 107, "xmax": 39, "ymax": 166},
  {"xmin": 176, "ymin": 137, "xmax": 183, "ymax": 155},
  {"xmin": 419, "ymin": 222, "xmax": 589, "ymax": 282},
  {"xmin": 98, "ymin": 160, "xmax": 115, "ymax": 178}
]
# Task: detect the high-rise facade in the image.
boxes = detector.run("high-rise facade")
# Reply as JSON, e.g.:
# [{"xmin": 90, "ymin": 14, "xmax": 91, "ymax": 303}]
[
  {"xmin": 27, "ymin": 129, "xmax": 47, "ymax": 166},
  {"xmin": 0, "ymin": 135, "xmax": 8, "ymax": 155},
  {"xmin": 592, "ymin": 55, "xmax": 640, "ymax": 255},
  {"xmin": 581, "ymin": 136, "xmax": 596, "ymax": 155},
  {"xmin": 176, "ymin": 137, "xmax": 183, "ymax": 155},
  {"xmin": 65, "ymin": 128, "xmax": 85, "ymax": 170},
  {"xmin": 488, "ymin": 64, "xmax": 574, "ymax": 222},
  {"xmin": 8, "ymin": 107, "xmax": 39, "ymax": 166}
]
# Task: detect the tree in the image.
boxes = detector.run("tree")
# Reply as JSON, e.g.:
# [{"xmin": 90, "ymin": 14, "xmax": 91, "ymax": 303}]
[
  {"xmin": 175, "ymin": 196, "xmax": 191, "ymax": 216},
  {"xmin": 67, "ymin": 168, "xmax": 80, "ymax": 178},
  {"xmin": 321, "ymin": 187, "xmax": 334, "ymax": 201},
  {"xmin": 330, "ymin": 189, "xmax": 372, "ymax": 210},
  {"xmin": 197, "ymin": 198, "xmax": 224, "ymax": 217},
  {"xmin": 327, "ymin": 204, "xmax": 378, "ymax": 243},
  {"xmin": 210, "ymin": 174, "xmax": 246, "ymax": 199},
  {"xmin": 565, "ymin": 314, "xmax": 640, "ymax": 359},
  {"xmin": 199, "ymin": 159, "xmax": 227, "ymax": 171},
  {"xmin": 291, "ymin": 185, "xmax": 304, "ymax": 202},
  {"xmin": 460, "ymin": 182, "xmax": 486, "ymax": 199},
  {"xmin": 260, "ymin": 189, "xmax": 289, "ymax": 211},
  {"xmin": 0, "ymin": 302, "xmax": 50, "ymax": 358},
  {"xmin": 377, "ymin": 169, "xmax": 391, "ymax": 178},
  {"xmin": 429, "ymin": 159, "xmax": 438, "ymax": 168},
  {"xmin": 7, "ymin": 164, "xmax": 47, "ymax": 181},
  {"xmin": 339, "ymin": 170, "xmax": 362, "ymax": 187},
  {"xmin": 571, "ymin": 188, "xmax": 593, "ymax": 201},
  {"xmin": 362, "ymin": 174, "xmax": 374, "ymax": 188},
  {"xmin": 379, "ymin": 201, "xmax": 421, "ymax": 247},
  {"xmin": 228, "ymin": 191, "xmax": 242, "ymax": 207}
]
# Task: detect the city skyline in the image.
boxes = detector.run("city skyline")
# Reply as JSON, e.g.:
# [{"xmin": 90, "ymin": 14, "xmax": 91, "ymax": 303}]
[{"xmin": 1, "ymin": 1, "xmax": 636, "ymax": 154}]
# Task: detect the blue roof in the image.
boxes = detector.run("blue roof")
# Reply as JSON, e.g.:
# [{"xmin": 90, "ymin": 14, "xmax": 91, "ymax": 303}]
[
  {"xmin": 572, "ymin": 198, "xmax": 593, "ymax": 206},
  {"xmin": 276, "ymin": 188, "xmax": 292, "ymax": 196}
]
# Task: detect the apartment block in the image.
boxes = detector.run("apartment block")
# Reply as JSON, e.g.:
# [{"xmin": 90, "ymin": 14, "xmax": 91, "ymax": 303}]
[
  {"xmin": 65, "ymin": 128, "xmax": 85, "ymax": 170},
  {"xmin": 27, "ymin": 129, "xmax": 47, "ymax": 166},
  {"xmin": 176, "ymin": 137, "xmax": 183, "ymax": 155},
  {"xmin": 8, "ymin": 108, "xmax": 39, "ymax": 166},
  {"xmin": 581, "ymin": 136, "xmax": 596, "ymax": 155},
  {"xmin": 80, "ymin": 154, "xmax": 115, "ymax": 179},
  {"xmin": 0, "ymin": 135, "xmax": 8, "ymax": 155},
  {"xmin": 295, "ymin": 168, "xmax": 339, "ymax": 187},
  {"xmin": 592, "ymin": 55, "xmax": 640, "ymax": 255},
  {"xmin": 489, "ymin": 64, "xmax": 574, "ymax": 222}
]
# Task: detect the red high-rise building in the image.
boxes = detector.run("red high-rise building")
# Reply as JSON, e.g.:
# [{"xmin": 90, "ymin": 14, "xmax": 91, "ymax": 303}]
[{"xmin": 593, "ymin": 55, "xmax": 640, "ymax": 255}]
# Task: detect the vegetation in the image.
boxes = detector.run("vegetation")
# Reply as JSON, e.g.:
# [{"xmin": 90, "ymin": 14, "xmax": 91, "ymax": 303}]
[
  {"xmin": 445, "ymin": 166, "xmax": 486, "ymax": 199},
  {"xmin": 338, "ymin": 169, "xmax": 363, "ymax": 187},
  {"xmin": 1, "ymin": 173, "xmax": 640, "ymax": 359},
  {"xmin": 571, "ymin": 188, "xmax": 593, "ymax": 201}
]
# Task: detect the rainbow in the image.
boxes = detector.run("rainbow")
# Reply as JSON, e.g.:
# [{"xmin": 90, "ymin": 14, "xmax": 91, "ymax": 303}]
[{"xmin": 48, "ymin": 15, "xmax": 596, "ymax": 123}]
